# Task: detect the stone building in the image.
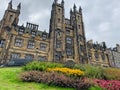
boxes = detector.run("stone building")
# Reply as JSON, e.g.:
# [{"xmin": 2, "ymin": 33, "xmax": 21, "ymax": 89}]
[
  {"xmin": 48, "ymin": 0, "xmax": 87, "ymax": 64},
  {"xmin": 0, "ymin": 0, "xmax": 111, "ymax": 67},
  {"xmin": 87, "ymin": 40, "xmax": 109, "ymax": 67},
  {"xmin": 0, "ymin": 1, "xmax": 49, "ymax": 64},
  {"xmin": 107, "ymin": 44, "xmax": 120, "ymax": 68}
]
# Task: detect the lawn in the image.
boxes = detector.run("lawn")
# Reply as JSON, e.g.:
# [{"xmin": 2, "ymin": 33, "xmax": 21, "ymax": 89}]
[{"xmin": 0, "ymin": 67, "xmax": 74, "ymax": 90}]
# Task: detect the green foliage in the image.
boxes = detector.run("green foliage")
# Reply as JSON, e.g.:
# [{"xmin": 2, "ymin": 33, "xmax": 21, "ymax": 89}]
[
  {"xmin": 74, "ymin": 64, "xmax": 104, "ymax": 79},
  {"xmin": 84, "ymin": 65, "xmax": 104, "ymax": 79},
  {"xmin": 0, "ymin": 67, "xmax": 74, "ymax": 90},
  {"xmin": 22, "ymin": 61, "xmax": 64, "ymax": 71},
  {"xmin": 64, "ymin": 60, "xmax": 75, "ymax": 68},
  {"xmin": 102, "ymin": 68, "xmax": 120, "ymax": 80},
  {"xmin": 20, "ymin": 71, "xmax": 91, "ymax": 90},
  {"xmin": 74, "ymin": 64, "xmax": 86, "ymax": 71},
  {"xmin": 89, "ymin": 86, "xmax": 103, "ymax": 90},
  {"xmin": 74, "ymin": 64, "xmax": 120, "ymax": 80}
]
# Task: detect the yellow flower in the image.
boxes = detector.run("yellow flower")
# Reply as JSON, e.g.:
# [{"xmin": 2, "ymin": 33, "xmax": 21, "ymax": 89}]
[{"xmin": 47, "ymin": 67, "xmax": 84, "ymax": 77}]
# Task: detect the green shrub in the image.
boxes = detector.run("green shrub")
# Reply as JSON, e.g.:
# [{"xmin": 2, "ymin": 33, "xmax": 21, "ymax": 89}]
[
  {"xmin": 103, "ymin": 68, "xmax": 120, "ymax": 80},
  {"xmin": 74, "ymin": 64, "xmax": 104, "ymax": 79},
  {"xmin": 74, "ymin": 64, "xmax": 86, "ymax": 71},
  {"xmin": 22, "ymin": 61, "xmax": 63, "ymax": 71},
  {"xmin": 84, "ymin": 65, "xmax": 104, "ymax": 79},
  {"xmin": 20, "ymin": 71, "xmax": 91, "ymax": 90},
  {"xmin": 64, "ymin": 60, "xmax": 75, "ymax": 68}
]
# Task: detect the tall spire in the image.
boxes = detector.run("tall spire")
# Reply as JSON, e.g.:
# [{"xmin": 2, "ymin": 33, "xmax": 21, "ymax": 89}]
[
  {"xmin": 79, "ymin": 6, "xmax": 82, "ymax": 12},
  {"xmin": 73, "ymin": 4, "xmax": 76, "ymax": 12},
  {"xmin": 61, "ymin": 0, "xmax": 64, "ymax": 6},
  {"xmin": 54, "ymin": 0, "xmax": 58, "ymax": 4},
  {"xmin": 8, "ymin": 0, "xmax": 12, "ymax": 9},
  {"xmin": 9, "ymin": 0, "xmax": 12, "ymax": 5},
  {"xmin": 70, "ymin": 8, "xmax": 72, "ymax": 14},
  {"xmin": 17, "ymin": 3, "xmax": 21, "ymax": 10}
]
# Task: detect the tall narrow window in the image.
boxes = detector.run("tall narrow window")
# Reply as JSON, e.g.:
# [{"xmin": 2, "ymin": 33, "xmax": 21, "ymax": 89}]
[
  {"xmin": 27, "ymin": 41, "xmax": 35, "ymax": 49},
  {"xmin": 55, "ymin": 52, "xmax": 61, "ymax": 61},
  {"xmin": 58, "ymin": 18, "xmax": 60, "ymax": 23},
  {"xmin": 42, "ymin": 34, "xmax": 47, "ymax": 40},
  {"xmin": 66, "ymin": 48, "xmax": 72, "ymax": 56},
  {"xmin": 0, "ymin": 40, "xmax": 5, "ymax": 48},
  {"xmin": 78, "ymin": 25, "xmax": 80, "ymax": 29},
  {"xmin": 95, "ymin": 53, "xmax": 99, "ymax": 61},
  {"xmin": 40, "ymin": 43, "xmax": 47, "ymax": 51},
  {"xmin": 56, "ymin": 41, "xmax": 61, "ymax": 48},
  {"xmin": 78, "ymin": 16, "xmax": 80, "ymax": 19},
  {"xmin": 66, "ymin": 37, "xmax": 72, "ymax": 44},
  {"xmin": 80, "ymin": 45, "xmax": 84, "ymax": 52},
  {"xmin": 31, "ymin": 31, "xmax": 36, "ymax": 37},
  {"xmin": 15, "ymin": 38, "xmax": 23, "ymax": 47},
  {"xmin": 58, "ymin": 8, "xmax": 61, "ymax": 13},
  {"xmin": 9, "ymin": 15, "xmax": 13, "ymax": 22},
  {"xmin": 101, "ymin": 54, "xmax": 105, "ymax": 61}
]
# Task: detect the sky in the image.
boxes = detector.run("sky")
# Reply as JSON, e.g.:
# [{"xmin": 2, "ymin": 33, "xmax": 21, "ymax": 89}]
[{"xmin": 0, "ymin": 0, "xmax": 120, "ymax": 47}]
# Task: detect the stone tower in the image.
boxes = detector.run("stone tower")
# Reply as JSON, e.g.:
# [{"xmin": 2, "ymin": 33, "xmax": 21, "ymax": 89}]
[
  {"xmin": 49, "ymin": 0, "xmax": 66, "ymax": 62},
  {"xmin": 49, "ymin": 0, "xmax": 88, "ymax": 64},
  {"xmin": 0, "ymin": 0, "xmax": 21, "ymax": 63},
  {"xmin": 0, "ymin": 0, "xmax": 21, "ymax": 31},
  {"xmin": 70, "ymin": 5, "xmax": 88, "ymax": 64}
]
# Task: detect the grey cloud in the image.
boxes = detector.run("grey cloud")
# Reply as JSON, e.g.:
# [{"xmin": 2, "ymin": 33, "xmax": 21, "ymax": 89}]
[{"xmin": 0, "ymin": 0, "xmax": 120, "ymax": 47}]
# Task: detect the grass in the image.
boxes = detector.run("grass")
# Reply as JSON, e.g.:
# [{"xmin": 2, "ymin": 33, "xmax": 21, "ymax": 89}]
[{"xmin": 0, "ymin": 67, "xmax": 74, "ymax": 90}]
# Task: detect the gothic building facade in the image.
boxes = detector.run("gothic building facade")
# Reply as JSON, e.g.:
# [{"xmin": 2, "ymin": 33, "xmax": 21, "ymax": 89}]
[{"xmin": 0, "ymin": 0, "xmax": 111, "ymax": 67}]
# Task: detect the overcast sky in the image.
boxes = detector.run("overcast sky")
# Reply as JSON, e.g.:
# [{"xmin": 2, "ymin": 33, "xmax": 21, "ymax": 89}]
[{"xmin": 0, "ymin": 0, "xmax": 120, "ymax": 47}]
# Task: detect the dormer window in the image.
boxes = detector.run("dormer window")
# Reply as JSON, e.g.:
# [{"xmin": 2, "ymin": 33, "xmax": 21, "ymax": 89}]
[
  {"xmin": 31, "ymin": 31, "xmax": 36, "ymax": 37},
  {"xmin": 18, "ymin": 28, "xmax": 24, "ymax": 34},
  {"xmin": 42, "ymin": 34, "xmax": 47, "ymax": 40},
  {"xmin": 0, "ymin": 39, "xmax": 5, "ymax": 48}
]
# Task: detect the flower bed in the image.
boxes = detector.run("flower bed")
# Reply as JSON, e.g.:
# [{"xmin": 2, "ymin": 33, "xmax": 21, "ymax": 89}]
[
  {"xmin": 47, "ymin": 67, "xmax": 84, "ymax": 77},
  {"xmin": 20, "ymin": 71, "xmax": 91, "ymax": 90},
  {"xmin": 94, "ymin": 79, "xmax": 120, "ymax": 90}
]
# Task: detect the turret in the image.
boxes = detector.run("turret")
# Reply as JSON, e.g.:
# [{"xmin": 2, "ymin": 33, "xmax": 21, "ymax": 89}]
[
  {"xmin": 70, "ymin": 8, "xmax": 72, "ymax": 14},
  {"xmin": 17, "ymin": 3, "xmax": 21, "ymax": 14},
  {"xmin": 17, "ymin": 3, "xmax": 21, "ymax": 10},
  {"xmin": 61, "ymin": 0, "xmax": 64, "ymax": 7},
  {"xmin": 54, "ymin": 0, "xmax": 58, "ymax": 4},
  {"xmin": 73, "ymin": 4, "xmax": 76, "ymax": 12},
  {"xmin": 79, "ymin": 6, "xmax": 82, "ymax": 13},
  {"xmin": 7, "ymin": 0, "xmax": 12, "ymax": 9}
]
